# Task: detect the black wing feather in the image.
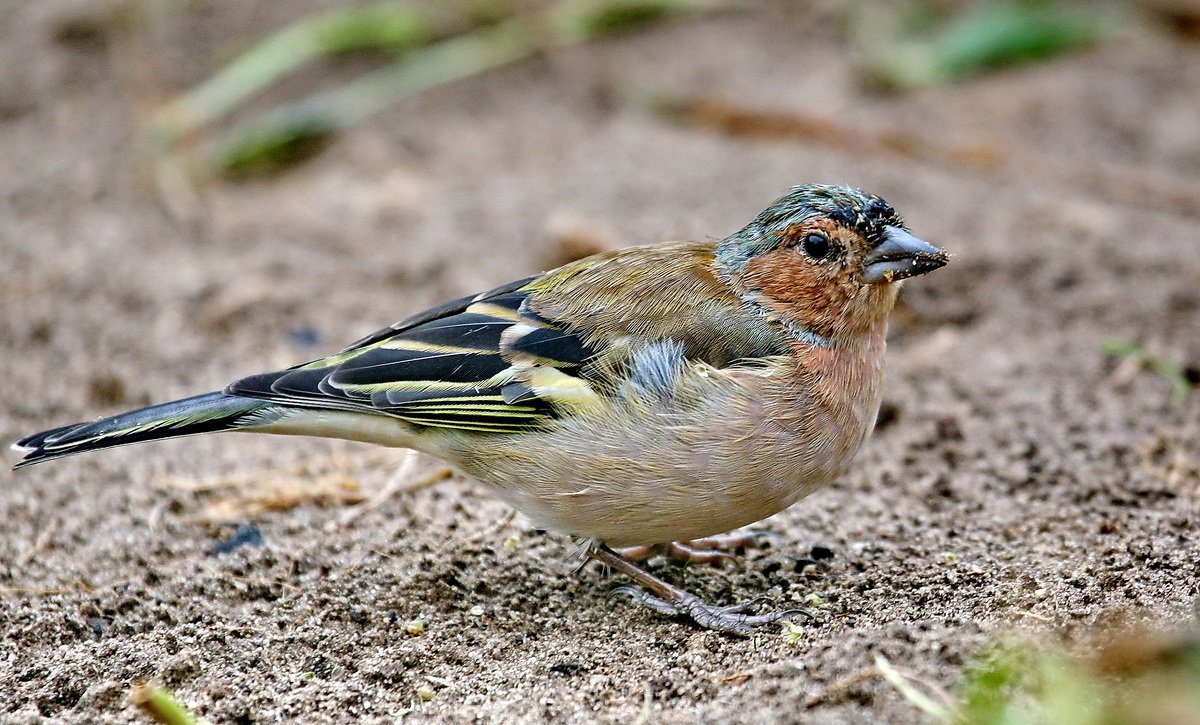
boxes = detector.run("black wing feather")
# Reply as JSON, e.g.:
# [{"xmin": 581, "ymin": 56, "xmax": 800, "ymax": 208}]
[
  {"xmin": 225, "ymin": 280, "xmax": 598, "ymax": 432},
  {"xmin": 508, "ymin": 326, "xmax": 595, "ymax": 366},
  {"xmin": 337, "ymin": 276, "xmax": 536, "ymax": 352},
  {"xmin": 328, "ymin": 346, "xmax": 510, "ymax": 388}
]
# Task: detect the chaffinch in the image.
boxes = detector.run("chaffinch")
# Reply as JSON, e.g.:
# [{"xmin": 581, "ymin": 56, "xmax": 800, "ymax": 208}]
[{"xmin": 13, "ymin": 184, "xmax": 947, "ymax": 634}]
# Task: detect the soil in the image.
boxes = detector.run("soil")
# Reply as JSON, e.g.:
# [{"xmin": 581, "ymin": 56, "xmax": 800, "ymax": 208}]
[{"xmin": 2, "ymin": 2, "xmax": 1199, "ymax": 723}]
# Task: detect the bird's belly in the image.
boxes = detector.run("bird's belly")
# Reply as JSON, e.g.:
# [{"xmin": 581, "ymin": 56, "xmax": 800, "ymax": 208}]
[
  {"xmin": 487, "ymin": 464, "xmax": 833, "ymax": 547},
  {"xmin": 449, "ymin": 402, "xmax": 868, "ymax": 547}
]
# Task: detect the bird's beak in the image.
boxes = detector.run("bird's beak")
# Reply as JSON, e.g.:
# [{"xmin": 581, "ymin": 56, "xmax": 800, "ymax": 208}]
[{"xmin": 862, "ymin": 226, "xmax": 948, "ymax": 284}]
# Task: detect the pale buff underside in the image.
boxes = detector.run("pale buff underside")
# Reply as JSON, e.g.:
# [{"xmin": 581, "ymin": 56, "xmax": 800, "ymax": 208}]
[
  {"xmin": 455, "ymin": 354, "xmax": 883, "ymax": 546},
  {"xmin": 245, "ymin": 340, "xmax": 885, "ymax": 547}
]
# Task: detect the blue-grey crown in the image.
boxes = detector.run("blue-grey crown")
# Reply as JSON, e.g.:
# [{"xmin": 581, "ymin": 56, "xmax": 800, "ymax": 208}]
[{"xmin": 717, "ymin": 184, "xmax": 903, "ymax": 271}]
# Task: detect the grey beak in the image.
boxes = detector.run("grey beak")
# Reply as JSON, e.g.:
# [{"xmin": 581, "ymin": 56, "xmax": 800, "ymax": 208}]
[{"xmin": 862, "ymin": 226, "xmax": 948, "ymax": 284}]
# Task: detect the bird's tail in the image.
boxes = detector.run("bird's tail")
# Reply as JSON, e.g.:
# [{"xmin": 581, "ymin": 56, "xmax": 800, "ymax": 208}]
[{"xmin": 11, "ymin": 392, "xmax": 283, "ymax": 469}]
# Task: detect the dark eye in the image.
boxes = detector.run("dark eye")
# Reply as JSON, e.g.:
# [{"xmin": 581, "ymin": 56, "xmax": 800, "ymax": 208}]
[{"xmin": 801, "ymin": 233, "xmax": 830, "ymax": 260}]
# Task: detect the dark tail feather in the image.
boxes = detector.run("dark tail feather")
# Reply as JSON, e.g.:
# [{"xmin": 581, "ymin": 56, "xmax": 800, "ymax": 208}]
[{"xmin": 12, "ymin": 392, "xmax": 282, "ymax": 469}]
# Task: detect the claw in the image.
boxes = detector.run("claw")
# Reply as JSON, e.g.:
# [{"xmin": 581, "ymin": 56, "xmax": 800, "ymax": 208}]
[
  {"xmin": 611, "ymin": 585, "xmax": 806, "ymax": 635},
  {"xmin": 736, "ymin": 608, "xmax": 810, "ymax": 626},
  {"xmin": 591, "ymin": 544, "xmax": 804, "ymax": 636},
  {"xmin": 717, "ymin": 595, "xmax": 772, "ymax": 614}
]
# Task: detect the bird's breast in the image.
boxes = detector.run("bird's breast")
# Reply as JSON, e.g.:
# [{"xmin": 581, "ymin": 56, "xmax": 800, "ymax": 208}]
[{"xmin": 448, "ymin": 343, "xmax": 887, "ymax": 547}]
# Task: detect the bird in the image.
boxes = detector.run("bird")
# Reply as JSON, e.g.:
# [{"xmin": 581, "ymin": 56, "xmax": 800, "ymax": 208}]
[{"xmin": 12, "ymin": 184, "xmax": 947, "ymax": 635}]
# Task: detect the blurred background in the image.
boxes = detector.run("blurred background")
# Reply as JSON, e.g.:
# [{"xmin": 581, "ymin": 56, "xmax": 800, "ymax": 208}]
[{"xmin": 2, "ymin": 1, "xmax": 1199, "ymax": 722}]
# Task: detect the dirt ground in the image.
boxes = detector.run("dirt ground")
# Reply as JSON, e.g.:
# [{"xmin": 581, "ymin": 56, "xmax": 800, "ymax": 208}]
[{"xmin": 2, "ymin": 1, "xmax": 1199, "ymax": 723}]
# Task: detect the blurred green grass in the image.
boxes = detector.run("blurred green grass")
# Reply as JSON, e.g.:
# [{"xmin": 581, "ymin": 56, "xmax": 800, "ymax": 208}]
[
  {"xmin": 847, "ymin": 0, "xmax": 1123, "ymax": 92},
  {"xmin": 150, "ymin": 0, "xmax": 1132, "ymax": 178},
  {"xmin": 1102, "ymin": 338, "xmax": 1192, "ymax": 405},
  {"xmin": 883, "ymin": 623, "xmax": 1200, "ymax": 724},
  {"xmin": 147, "ymin": 0, "xmax": 724, "ymax": 177}
]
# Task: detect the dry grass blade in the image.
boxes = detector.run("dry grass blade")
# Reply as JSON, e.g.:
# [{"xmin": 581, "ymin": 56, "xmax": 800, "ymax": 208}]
[
  {"xmin": 154, "ymin": 449, "xmax": 417, "ymax": 522},
  {"xmin": 874, "ymin": 654, "xmax": 955, "ymax": 723},
  {"xmin": 339, "ymin": 450, "xmax": 454, "ymax": 526}
]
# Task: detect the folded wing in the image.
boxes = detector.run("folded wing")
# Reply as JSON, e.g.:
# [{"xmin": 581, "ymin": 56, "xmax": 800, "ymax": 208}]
[{"xmin": 227, "ymin": 279, "xmax": 603, "ymax": 434}]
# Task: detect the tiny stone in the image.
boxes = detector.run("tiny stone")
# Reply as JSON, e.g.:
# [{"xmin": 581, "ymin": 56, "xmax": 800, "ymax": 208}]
[
  {"xmin": 549, "ymin": 662, "xmax": 585, "ymax": 675},
  {"xmin": 208, "ymin": 523, "xmax": 264, "ymax": 556},
  {"xmin": 790, "ymin": 556, "xmax": 817, "ymax": 572},
  {"xmin": 809, "ymin": 544, "xmax": 835, "ymax": 560}
]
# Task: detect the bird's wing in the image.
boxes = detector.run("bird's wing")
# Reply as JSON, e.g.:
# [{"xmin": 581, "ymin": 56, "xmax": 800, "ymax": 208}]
[
  {"xmin": 226, "ymin": 277, "xmax": 604, "ymax": 433},
  {"xmin": 227, "ymin": 241, "xmax": 788, "ymax": 434}
]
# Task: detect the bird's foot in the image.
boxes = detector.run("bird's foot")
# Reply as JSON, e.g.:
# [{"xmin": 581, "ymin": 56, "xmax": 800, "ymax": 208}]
[
  {"xmin": 613, "ymin": 587, "xmax": 808, "ymax": 636},
  {"xmin": 616, "ymin": 529, "xmax": 780, "ymax": 566},
  {"xmin": 589, "ymin": 543, "xmax": 807, "ymax": 636}
]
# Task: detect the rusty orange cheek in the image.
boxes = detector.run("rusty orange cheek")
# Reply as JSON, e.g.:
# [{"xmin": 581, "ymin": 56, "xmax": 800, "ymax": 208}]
[{"xmin": 743, "ymin": 249, "xmax": 831, "ymax": 307}]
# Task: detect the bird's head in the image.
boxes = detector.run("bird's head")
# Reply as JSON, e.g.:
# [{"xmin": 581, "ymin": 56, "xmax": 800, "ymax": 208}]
[{"xmin": 716, "ymin": 184, "xmax": 947, "ymax": 343}]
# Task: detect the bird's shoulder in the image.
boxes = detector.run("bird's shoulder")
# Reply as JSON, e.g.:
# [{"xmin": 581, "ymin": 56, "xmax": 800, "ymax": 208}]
[{"xmin": 525, "ymin": 240, "xmax": 789, "ymax": 367}]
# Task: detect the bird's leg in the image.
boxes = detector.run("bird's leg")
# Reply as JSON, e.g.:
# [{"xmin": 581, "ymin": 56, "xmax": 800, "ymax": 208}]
[
  {"xmin": 683, "ymin": 529, "xmax": 780, "ymax": 552},
  {"xmin": 615, "ymin": 529, "xmax": 779, "ymax": 567},
  {"xmin": 589, "ymin": 543, "xmax": 807, "ymax": 636},
  {"xmin": 612, "ymin": 542, "xmax": 733, "ymax": 565},
  {"xmin": 612, "ymin": 544, "xmax": 661, "ymax": 563}
]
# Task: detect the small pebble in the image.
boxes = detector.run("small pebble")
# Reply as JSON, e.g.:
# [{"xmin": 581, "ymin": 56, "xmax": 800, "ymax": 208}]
[
  {"xmin": 208, "ymin": 523, "xmax": 264, "ymax": 556},
  {"xmin": 809, "ymin": 544, "xmax": 835, "ymax": 560},
  {"xmin": 549, "ymin": 662, "xmax": 585, "ymax": 675}
]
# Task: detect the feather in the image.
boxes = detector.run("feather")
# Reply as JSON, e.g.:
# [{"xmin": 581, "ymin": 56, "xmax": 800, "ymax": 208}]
[{"xmin": 225, "ymin": 283, "xmax": 598, "ymax": 432}]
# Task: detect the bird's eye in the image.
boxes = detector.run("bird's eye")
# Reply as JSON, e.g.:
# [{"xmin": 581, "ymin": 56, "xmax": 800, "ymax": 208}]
[{"xmin": 801, "ymin": 233, "xmax": 830, "ymax": 260}]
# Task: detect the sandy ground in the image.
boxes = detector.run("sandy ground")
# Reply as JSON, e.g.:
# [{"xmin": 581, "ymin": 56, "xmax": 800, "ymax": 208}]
[{"xmin": 2, "ymin": 1, "xmax": 1199, "ymax": 722}]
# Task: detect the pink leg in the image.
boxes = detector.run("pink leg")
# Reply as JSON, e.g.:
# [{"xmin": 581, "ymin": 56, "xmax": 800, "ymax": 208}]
[
  {"xmin": 681, "ymin": 529, "xmax": 780, "ymax": 552},
  {"xmin": 616, "ymin": 529, "xmax": 779, "ymax": 566}
]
